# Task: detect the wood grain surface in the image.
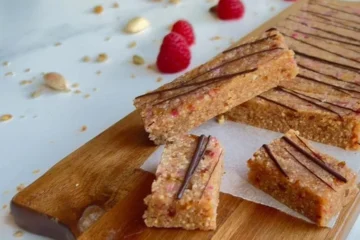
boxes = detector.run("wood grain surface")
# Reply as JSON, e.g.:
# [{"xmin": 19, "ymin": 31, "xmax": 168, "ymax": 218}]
[{"xmin": 11, "ymin": 1, "xmax": 360, "ymax": 239}]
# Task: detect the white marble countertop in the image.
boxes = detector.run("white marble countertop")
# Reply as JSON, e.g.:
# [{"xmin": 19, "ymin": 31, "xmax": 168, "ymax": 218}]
[{"xmin": 0, "ymin": 0, "xmax": 359, "ymax": 239}]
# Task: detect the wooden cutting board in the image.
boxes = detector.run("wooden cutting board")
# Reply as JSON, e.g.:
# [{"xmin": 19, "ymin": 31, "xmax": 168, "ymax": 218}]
[{"xmin": 11, "ymin": 1, "xmax": 360, "ymax": 240}]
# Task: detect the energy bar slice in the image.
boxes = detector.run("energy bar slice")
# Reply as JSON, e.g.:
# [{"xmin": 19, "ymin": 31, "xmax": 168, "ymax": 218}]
[
  {"xmin": 248, "ymin": 130, "xmax": 358, "ymax": 226},
  {"xmin": 134, "ymin": 29, "xmax": 298, "ymax": 144},
  {"xmin": 143, "ymin": 135, "xmax": 224, "ymax": 230}
]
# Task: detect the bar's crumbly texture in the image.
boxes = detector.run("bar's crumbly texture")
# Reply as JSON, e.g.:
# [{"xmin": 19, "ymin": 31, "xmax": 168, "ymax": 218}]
[
  {"xmin": 226, "ymin": 0, "xmax": 360, "ymax": 150},
  {"xmin": 248, "ymin": 130, "xmax": 358, "ymax": 226},
  {"xmin": 134, "ymin": 30, "xmax": 298, "ymax": 144},
  {"xmin": 143, "ymin": 135, "xmax": 224, "ymax": 230}
]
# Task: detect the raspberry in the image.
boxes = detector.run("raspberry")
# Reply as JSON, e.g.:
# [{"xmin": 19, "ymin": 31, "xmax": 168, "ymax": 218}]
[
  {"xmin": 156, "ymin": 32, "xmax": 191, "ymax": 73},
  {"xmin": 217, "ymin": 0, "xmax": 245, "ymax": 20},
  {"xmin": 171, "ymin": 20, "xmax": 195, "ymax": 45}
]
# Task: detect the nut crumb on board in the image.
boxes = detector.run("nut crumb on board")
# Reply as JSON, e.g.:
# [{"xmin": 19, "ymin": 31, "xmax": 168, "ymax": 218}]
[
  {"xmin": 13, "ymin": 230, "xmax": 24, "ymax": 238},
  {"xmin": 132, "ymin": 55, "xmax": 145, "ymax": 65},
  {"xmin": 169, "ymin": 0, "xmax": 181, "ymax": 4},
  {"xmin": 44, "ymin": 72, "xmax": 69, "ymax": 91},
  {"xmin": 128, "ymin": 41, "xmax": 137, "ymax": 48},
  {"xmin": 5, "ymin": 72, "xmax": 14, "ymax": 77},
  {"xmin": 80, "ymin": 125, "xmax": 88, "ymax": 132},
  {"xmin": 2, "ymin": 204, "xmax": 7, "ymax": 210},
  {"xmin": 84, "ymin": 94, "xmax": 91, "ymax": 99},
  {"xmin": 2, "ymin": 61, "xmax": 10, "ymax": 66},
  {"xmin": 156, "ymin": 77, "xmax": 163, "ymax": 82},
  {"xmin": 16, "ymin": 184, "xmax": 25, "ymax": 192},
  {"xmin": 82, "ymin": 56, "xmax": 91, "ymax": 62},
  {"xmin": 96, "ymin": 70, "xmax": 102, "ymax": 75},
  {"xmin": 124, "ymin": 17, "xmax": 150, "ymax": 34},
  {"xmin": 216, "ymin": 114, "xmax": 225, "ymax": 124},
  {"xmin": 105, "ymin": 36, "xmax": 112, "ymax": 41},
  {"xmin": 74, "ymin": 90, "xmax": 82, "ymax": 94},
  {"xmin": 32, "ymin": 169, "xmax": 40, "ymax": 174},
  {"xmin": 31, "ymin": 89, "xmax": 43, "ymax": 98},
  {"xmin": 72, "ymin": 83, "xmax": 79, "ymax": 88},
  {"xmin": 54, "ymin": 42, "xmax": 62, "ymax": 47},
  {"xmin": 210, "ymin": 36, "xmax": 222, "ymax": 41},
  {"xmin": 113, "ymin": 2, "xmax": 119, "ymax": 8},
  {"xmin": 20, "ymin": 80, "xmax": 32, "ymax": 86},
  {"xmin": 93, "ymin": 88, "xmax": 98, "ymax": 92},
  {"xmin": 0, "ymin": 114, "xmax": 13, "ymax": 122},
  {"xmin": 93, "ymin": 5, "xmax": 104, "ymax": 14},
  {"xmin": 96, "ymin": 53, "xmax": 108, "ymax": 63},
  {"xmin": 131, "ymin": 74, "xmax": 136, "ymax": 79},
  {"xmin": 24, "ymin": 68, "xmax": 31, "ymax": 72}
]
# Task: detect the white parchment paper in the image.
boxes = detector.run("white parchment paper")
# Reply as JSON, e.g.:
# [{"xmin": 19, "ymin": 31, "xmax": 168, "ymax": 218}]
[{"xmin": 141, "ymin": 119, "xmax": 360, "ymax": 227}]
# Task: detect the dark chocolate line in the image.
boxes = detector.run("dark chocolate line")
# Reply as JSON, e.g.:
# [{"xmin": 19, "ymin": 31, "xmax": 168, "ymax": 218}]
[
  {"xmin": 263, "ymin": 144, "xmax": 288, "ymax": 178},
  {"xmin": 294, "ymin": 134, "xmax": 326, "ymax": 163},
  {"xmin": 310, "ymin": 2, "xmax": 360, "ymax": 18},
  {"xmin": 258, "ymin": 96, "xmax": 298, "ymax": 112},
  {"xmin": 301, "ymin": 9, "xmax": 360, "ymax": 26},
  {"xmin": 294, "ymin": 50, "xmax": 360, "ymax": 74},
  {"xmin": 286, "ymin": 17, "xmax": 360, "ymax": 43},
  {"xmin": 277, "ymin": 87, "xmax": 343, "ymax": 119},
  {"xmin": 223, "ymin": 34, "xmax": 278, "ymax": 54},
  {"xmin": 152, "ymin": 68, "xmax": 257, "ymax": 106},
  {"xmin": 284, "ymin": 148, "xmax": 336, "ymax": 191},
  {"xmin": 297, "ymin": 63, "xmax": 360, "ymax": 87},
  {"xmin": 281, "ymin": 86, "xmax": 359, "ymax": 113},
  {"xmin": 266, "ymin": 27, "xmax": 278, "ymax": 32},
  {"xmin": 283, "ymin": 33, "xmax": 360, "ymax": 64},
  {"xmin": 282, "ymin": 136, "xmax": 347, "ymax": 182},
  {"xmin": 177, "ymin": 135, "xmax": 210, "ymax": 199},
  {"xmin": 200, "ymin": 150, "xmax": 223, "ymax": 199}
]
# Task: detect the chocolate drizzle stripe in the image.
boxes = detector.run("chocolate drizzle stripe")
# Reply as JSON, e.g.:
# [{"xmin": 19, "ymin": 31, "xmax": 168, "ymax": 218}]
[
  {"xmin": 153, "ymin": 68, "xmax": 258, "ymax": 106},
  {"xmin": 263, "ymin": 144, "xmax": 288, "ymax": 178},
  {"xmin": 294, "ymin": 50, "xmax": 360, "ymax": 73},
  {"xmin": 284, "ymin": 148, "xmax": 336, "ymax": 191},
  {"xmin": 200, "ymin": 150, "xmax": 223, "ymax": 199},
  {"xmin": 177, "ymin": 135, "xmax": 211, "ymax": 199},
  {"xmin": 276, "ymin": 87, "xmax": 343, "ymax": 119},
  {"xmin": 310, "ymin": 2, "xmax": 360, "ymax": 18},
  {"xmin": 281, "ymin": 86, "xmax": 359, "ymax": 113},
  {"xmin": 301, "ymin": 9, "xmax": 360, "ymax": 26},
  {"xmin": 294, "ymin": 134, "xmax": 326, "ymax": 164},
  {"xmin": 258, "ymin": 96, "xmax": 298, "ymax": 112},
  {"xmin": 223, "ymin": 34, "xmax": 278, "ymax": 54},
  {"xmin": 297, "ymin": 63, "xmax": 360, "ymax": 87},
  {"xmin": 266, "ymin": 27, "xmax": 278, "ymax": 32},
  {"xmin": 286, "ymin": 17, "xmax": 360, "ymax": 43},
  {"xmin": 282, "ymin": 136, "xmax": 347, "ymax": 182},
  {"xmin": 283, "ymin": 33, "xmax": 360, "ymax": 64},
  {"xmin": 135, "ymin": 47, "xmax": 282, "ymax": 100}
]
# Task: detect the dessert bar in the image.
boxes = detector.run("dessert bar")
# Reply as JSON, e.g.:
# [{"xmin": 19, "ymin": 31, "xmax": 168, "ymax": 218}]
[
  {"xmin": 248, "ymin": 130, "xmax": 358, "ymax": 226},
  {"xmin": 134, "ymin": 29, "xmax": 298, "ymax": 144},
  {"xmin": 226, "ymin": 0, "xmax": 360, "ymax": 150},
  {"xmin": 143, "ymin": 135, "xmax": 224, "ymax": 230}
]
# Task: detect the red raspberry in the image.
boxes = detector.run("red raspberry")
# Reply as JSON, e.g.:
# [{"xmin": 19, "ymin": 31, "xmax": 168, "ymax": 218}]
[
  {"xmin": 217, "ymin": 0, "xmax": 245, "ymax": 20},
  {"xmin": 171, "ymin": 20, "xmax": 195, "ymax": 45},
  {"xmin": 156, "ymin": 32, "xmax": 191, "ymax": 74}
]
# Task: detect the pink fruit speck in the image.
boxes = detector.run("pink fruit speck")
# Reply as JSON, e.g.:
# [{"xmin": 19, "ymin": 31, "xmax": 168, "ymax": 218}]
[
  {"xmin": 291, "ymin": 33, "xmax": 298, "ymax": 38},
  {"xmin": 171, "ymin": 109, "xmax": 179, "ymax": 117}
]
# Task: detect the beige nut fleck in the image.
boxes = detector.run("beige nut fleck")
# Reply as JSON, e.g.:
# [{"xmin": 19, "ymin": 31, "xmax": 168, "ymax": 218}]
[
  {"xmin": 216, "ymin": 115, "xmax": 225, "ymax": 124},
  {"xmin": 44, "ymin": 72, "xmax": 69, "ymax": 91},
  {"xmin": 124, "ymin": 17, "xmax": 150, "ymax": 34},
  {"xmin": 0, "ymin": 114, "xmax": 13, "ymax": 122},
  {"xmin": 133, "ymin": 55, "xmax": 145, "ymax": 65},
  {"xmin": 96, "ymin": 53, "xmax": 108, "ymax": 63},
  {"xmin": 93, "ymin": 5, "xmax": 104, "ymax": 14}
]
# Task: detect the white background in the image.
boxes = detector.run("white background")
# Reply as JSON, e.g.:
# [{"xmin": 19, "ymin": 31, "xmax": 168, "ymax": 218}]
[{"xmin": 0, "ymin": 0, "xmax": 359, "ymax": 239}]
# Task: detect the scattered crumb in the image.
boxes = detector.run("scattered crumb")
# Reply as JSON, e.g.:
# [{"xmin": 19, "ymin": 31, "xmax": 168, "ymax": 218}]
[
  {"xmin": 32, "ymin": 169, "xmax": 40, "ymax": 174},
  {"xmin": 31, "ymin": 89, "xmax": 42, "ymax": 98},
  {"xmin": 54, "ymin": 42, "xmax": 62, "ymax": 47},
  {"xmin": 105, "ymin": 36, "xmax": 111, "ymax": 41},
  {"xmin": 16, "ymin": 184, "xmax": 25, "ymax": 192},
  {"xmin": 216, "ymin": 115, "xmax": 225, "ymax": 124},
  {"xmin": 113, "ymin": 2, "xmax": 119, "ymax": 8},
  {"xmin": 0, "ymin": 114, "xmax": 13, "ymax": 122},
  {"xmin": 124, "ymin": 17, "xmax": 150, "ymax": 34},
  {"xmin": 19, "ymin": 115, "xmax": 25, "ymax": 119},
  {"xmin": 13, "ymin": 230, "xmax": 24, "ymax": 238},
  {"xmin": 80, "ymin": 125, "xmax": 88, "ymax": 132},
  {"xmin": 82, "ymin": 56, "xmax": 91, "ymax": 62},
  {"xmin": 96, "ymin": 53, "xmax": 108, "ymax": 63},
  {"xmin": 210, "ymin": 36, "xmax": 222, "ymax": 41},
  {"xmin": 20, "ymin": 80, "xmax": 33, "ymax": 86},
  {"xmin": 76, "ymin": 183, "xmax": 80, "ymax": 187},
  {"xmin": 72, "ymin": 83, "xmax": 79, "ymax": 88},
  {"xmin": 169, "ymin": 0, "xmax": 181, "ymax": 4},
  {"xmin": 93, "ymin": 88, "xmax": 98, "ymax": 92},
  {"xmin": 128, "ymin": 41, "xmax": 137, "ymax": 48},
  {"xmin": 93, "ymin": 5, "xmax": 104, "ymax": 14},
  {"xmin": 156, "ymin": 77, "xmax": 163, "ymax": 82},
  {"xmin": 270, "ymin": 6, "xmax": 276, "ymax": 12},
  {"xmin": 2, "ymin": 61, "xmax": 10, "ymax": 66},
  {"xmin": 74, "ymin": 90, "xmax": 82, "ymax": 94},
  {"xmin": 44, "ymin": 72, "xmax": 69, "ymax": 91},
  {"xmin": 96, "ymin": 70, "xmax": 102, "ymax": 75},
  {"xmin": 2, "ymin": 204, "xmax": 7, "ymax": 210},
  {"xmin": 131, "ymin": 74, "xmax": 136, "ymax": 79},
  {"xmin": 147, "ymin": 64, "xmax": 157, "ymax": 72},
  {"xmin": 24, "ymin": 68, "xmax": 31, "ymax": 72},
  {"xmin": 132, "ymin": 55, "xmax": 145, "ymax": 65},
  {"xmin": 5, "ymin": 71, "xmax": 14, "ymax": 77},
  {"xmin": 84, "ymin": 94, "xmax": 90, "ymax": 98}
]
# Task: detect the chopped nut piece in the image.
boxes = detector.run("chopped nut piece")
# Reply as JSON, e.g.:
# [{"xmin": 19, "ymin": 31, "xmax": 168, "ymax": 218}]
[
  {"xmin": 124, "ymin": 17, "xmax": 150, "ymax": 34},
  {"xmin": 169, "ymin": 0, "xmax": 181, "ymax": 4},
  {"xmin": 13, "ymin": 230, "xmax": 24, "ymax": 238},
  {"xmin": 54, "ymin": 42, "xmax": 62, "ymax": 47},
  {"xmin": 84, "ymin": 94, "xmax": 90, "ymax": 98},
  {"xmin": 104, "ymin": 36, "xmax": 111, "ymax": 41},
  {"xmin": 82, "ymin": 56, "xmax": 91, "ymax": 62},
  {"xmin": 210, "ymin": 36, "xmax": 221, "ymax": 41},
  {"xmin": 72, "ymin": 83, "xmax": 79, "ymax": 88},
  {"xmin": 132, "ymin": 55, "xmax": 145, "ymax": 65},
  {"xmin": 128, "ymin": 41, "xmax": 137, "ymax": 48},
  {"xmin": 131, "ymin": 74, "xmax": 136, "ymax": 79},
  {"xmin": 216, "ymin": 115, "xmax": 225, "ymax": 124},
  {"xmin": 80, "ymin": 125, "xmax": 88, "ymax": 132},
  {"xmin": 32, "ymin": 169, "xmax": 40, "ymax": 174},
  {"xmin": 2, "ymin": 61, "xmax": 10, "ymax": 66},
  {"xmin": 156, "ymin": 77, "xmax": 163, "ymax": 82},
  {"xmin": 24, "ymin": 68, "xmax": 31, "ymax": 72},
  {"xmin": 96, "ymin": 70, "xmax": 102, "ymax": 75},
  {"xmin": 0, "ymin": 114, "xmax": 13, "ymax": 122},
  {"xmin": 5, "ymin": 72, "xmax": 14, "ymax": 76},
  {"xmin": 113, "ymin": 2, "xmax": 119, "ymax": 8},
  {"xmin": 93, "ymin": 5, "xmax": 104, "ymax": 14},
  {"xmin": 93, "ymin": 88, "xmax": 98, "ymax": 92},
  {"xmin": 31, "ymin": 89, "xmax": 42, "ymax": 98},
  {"xmin": 20, "ymin": 80, "xmax": 32, "ymax": 85},
  {"xmin": 2, "ymin": 204, "xmax": 7, "ymax": 209},
  {"xmin": 96, "ymin": 53, "xmax": 108, "ymax": 63},
  {"xmin": 74, "ymin": 90, "xmax": 82, "ymax": 94},
  {"xmin": 147, "ymin": 64, "xmax": 157, "ymax": 72},
  {"xmin": 44, "ymin": 72, "xmax": 69, "ymax": 91},
  {"xmin": 16, "ymin": 184, "xmax": 25, "ymax": 192}
]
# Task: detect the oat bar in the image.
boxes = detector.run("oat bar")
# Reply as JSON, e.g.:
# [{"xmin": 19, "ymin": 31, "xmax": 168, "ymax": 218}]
[
  {"xmin": 248, "ymin": 130, "xmax": 358, "ymax": 226},
  {"xmin": 143, "ymin": 135, "xmax": 224, "ymax": 230},
  {"xmin": 134, "ymin": 30, "xmax": 298, "ymax": 144}
]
